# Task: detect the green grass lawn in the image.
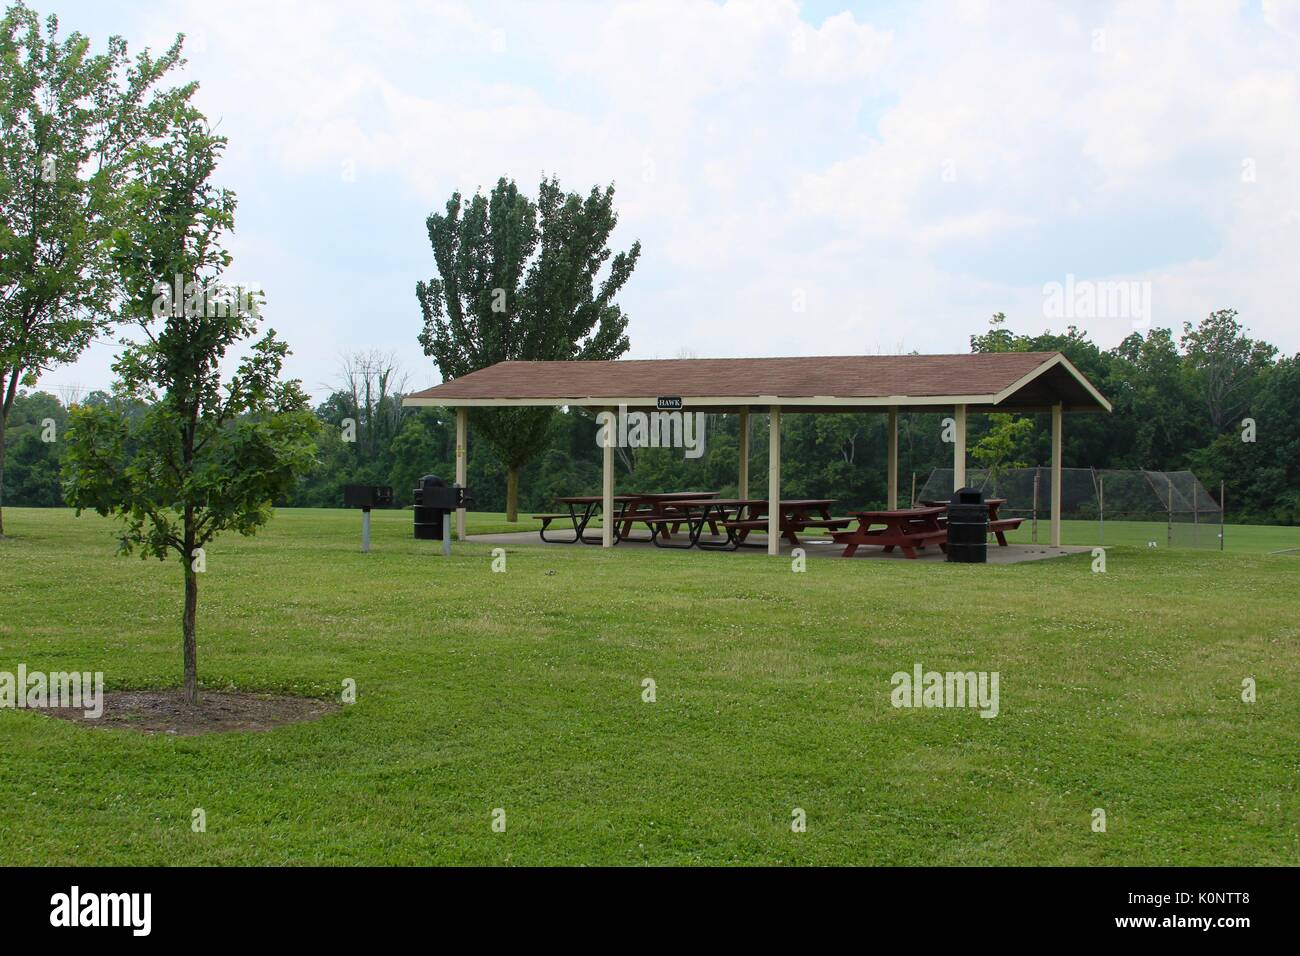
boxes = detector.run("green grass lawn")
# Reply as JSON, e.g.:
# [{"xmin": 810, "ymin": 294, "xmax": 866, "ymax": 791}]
[{"xmin": 1, "ymin": 506, "xmax": 1296, "ymax": 865}]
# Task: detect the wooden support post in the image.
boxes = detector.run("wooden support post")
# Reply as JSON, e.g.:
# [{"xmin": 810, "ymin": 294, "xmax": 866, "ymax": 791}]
[
  {"xmin": 602, "ymin": 407, "xmax": 614, "ymax": 548},
  {"xmin": 455, "ymin": 407, "xmax": 467, "ymax": 542},
  {"xmin": 768, "ymin": 406, "xmax": 781, "ymax": 556},
  {"xmin": 738, "ymin": 410, "xmax": 750, "ymax": 500},
  {"xmin": 953, "ymin": 403, "xmax": 967, "ymax": 491},
  {"xmin": 887, "ymin": 406, "xmax": 899, "ymax": 510},
  {"xmin": 1050, "ymin": 403, "xmax": 1063, "ymax": 547}
]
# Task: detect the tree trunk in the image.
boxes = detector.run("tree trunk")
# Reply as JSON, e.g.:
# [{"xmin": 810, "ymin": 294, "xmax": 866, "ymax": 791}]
[
  {"xmin": 182, "ymin": 513, "xmax": 199, "ymax": 705},
  {"xmin": 182, "ymin": 562, "xmax": 199, "ymax": 705},
  {"xmin": 0, "ymin": 366, "xmax": 19, "ymax": 538},
  {"xmin": 0, "ymin": 420, "xmax": 7, "ymax": 538},
  {"xmin": 506, "ymin": 465, "xmax": 519, "ymax": 522}
]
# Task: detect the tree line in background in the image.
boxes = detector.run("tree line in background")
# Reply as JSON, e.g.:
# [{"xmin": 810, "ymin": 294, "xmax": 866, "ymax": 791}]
[{"xmin": 9, "ymin": 308, "xmax": 1297, "ymax": 524}]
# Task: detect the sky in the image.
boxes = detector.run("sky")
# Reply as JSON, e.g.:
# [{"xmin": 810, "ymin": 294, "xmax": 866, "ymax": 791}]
[{"xmin": 31, "ymin": 0, "xmax": 1300, "ymax": 403}]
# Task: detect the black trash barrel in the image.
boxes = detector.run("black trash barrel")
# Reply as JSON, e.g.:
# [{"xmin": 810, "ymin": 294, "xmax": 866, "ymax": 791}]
[
  {"xmin": 413, "ymin": 474, "xmax": 446, "ymax": 540},
  {"xmin": 946, "ymin": 487, "xmax": 988, "ymax": 563}
]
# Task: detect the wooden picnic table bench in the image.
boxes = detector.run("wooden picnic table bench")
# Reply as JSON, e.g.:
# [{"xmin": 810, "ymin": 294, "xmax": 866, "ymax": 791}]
[
  {"xmin": 647, "ymin": 497, "xmax": 747, "ymax": 549},
  {"xmin": 531, "ymin": 512, "xmax": 579, "ymax": 543},
  {"xmin": 539, "ymin": 492, "xmax": 719, "ymax": 545},
  {"xmin": 830, "ymin": 506, "xmax": 948, "ymax": 558},
  {"xmin": 538, "ymin": 493, "xmax": 852, "ymax": 553},
  {"xmin": 640, "ymin": 497, "xmax": 845, "ymax": 551},
  {"xmin": 919, "ymin": 497, "xmax": 1025, "ymax": 546},
  {"xmin": 721, "ymin": 498, "xmax": 842, "ymax": 549},
  {"xmin": 617, "ymin": 491, "xmax": 718, "ymax": 542},
  {"xmin": 986, "ymin": 516, "xmax": 1025, "ymax": 546},
  {"xmin": 540, "ymin": 494, "xmax": 639, "ymax": 544}
]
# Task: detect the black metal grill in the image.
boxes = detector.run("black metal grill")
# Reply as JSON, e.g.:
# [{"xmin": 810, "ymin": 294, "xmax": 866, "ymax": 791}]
[
  {"xmin": 412, "ymin": 475, "xmax": 467, "ymax": 540},
  {"xmin": 343, "ymin": 484, "xmax": 393, "ymax": 510}
]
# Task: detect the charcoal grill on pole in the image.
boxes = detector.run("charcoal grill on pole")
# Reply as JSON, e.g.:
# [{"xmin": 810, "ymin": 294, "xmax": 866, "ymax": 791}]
[
  {"xmin": 343, "ymin": 485, "xmax": 394, "ymax": 553},
  {"xmin": 413, "ymin": 475, "xmax": 469, "ymax": 555}
]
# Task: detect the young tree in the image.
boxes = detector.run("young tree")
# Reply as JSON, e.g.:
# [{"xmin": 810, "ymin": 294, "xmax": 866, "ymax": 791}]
[
  {"xmin": 62, "ymin": 115, "xmax": 317, "ymax": 705},
  {"xmin": 0, "ymin": 2, "xmax": 193, "ymax": 535},
  {"xmin": 417, "ymin": 175, "xmax": 640, "ymax": 520},
  {"xmin": 971, "ymin": 414, "xmax": 1036, "ymax": 487}
]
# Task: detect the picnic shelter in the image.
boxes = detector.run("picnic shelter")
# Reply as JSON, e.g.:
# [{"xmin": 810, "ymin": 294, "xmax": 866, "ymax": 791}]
[{"xmin": 403, "ymin": 352, "xmax": 1112, "ymax": 555}]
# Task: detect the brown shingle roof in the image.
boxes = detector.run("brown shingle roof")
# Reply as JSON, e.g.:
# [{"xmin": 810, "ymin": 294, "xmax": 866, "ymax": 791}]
[{"xmin": 403, "ymin": 352, "xmax": 1110, "ymax": 411}]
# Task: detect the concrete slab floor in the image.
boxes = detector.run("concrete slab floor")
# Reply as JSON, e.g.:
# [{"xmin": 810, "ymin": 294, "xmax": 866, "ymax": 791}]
[{"xmin": 464, "ymin": 531, "xmax": 1090, "ymax": 564}]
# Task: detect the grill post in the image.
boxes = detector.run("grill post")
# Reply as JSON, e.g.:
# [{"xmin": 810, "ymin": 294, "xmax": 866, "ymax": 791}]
[{"xmin": 343, "ymin": 485, "xmax": 392, "ymax": 552}]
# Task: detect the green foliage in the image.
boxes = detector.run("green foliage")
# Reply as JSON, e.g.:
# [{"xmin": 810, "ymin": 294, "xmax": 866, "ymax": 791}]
[
  {"xmin": 60, "ymin": 112, "xmax": 316, "ymax": 702},
  {"xmin": 971, "ymin": 414, "xmax": 1036, "ymax": 479},
  {"xmin": 1185, "ymin": 355, "xmax": 1300, "ymax": 524},
  {"xmin": 64, "ymin": 115, "xmax": 317, "ymax": 555},
  {"xmin": 416, "ymin": 175, "xmax": 640, "ymax": 517},
  {"xmin": 0, "ymin": 388, "xmax": 62, "ymax": 505},
  {"xmin": 1180, "ymin": 308, "xmax": 1277, "ymax": 432},
  {"xmin": 0, "ymin": 1, "xmax": 193, "ymax": 533}
]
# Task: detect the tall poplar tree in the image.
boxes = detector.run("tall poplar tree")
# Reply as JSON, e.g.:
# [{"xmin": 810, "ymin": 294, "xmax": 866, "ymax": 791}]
[{"xmin": 417, "ymin": 176, "xmax": 640, "ymax": 520}]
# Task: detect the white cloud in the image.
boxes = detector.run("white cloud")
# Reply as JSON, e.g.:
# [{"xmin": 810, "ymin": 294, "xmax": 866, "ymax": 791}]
[{"xmin": 786, "ymin": 11, "xmax": 894, "ymax": 83}]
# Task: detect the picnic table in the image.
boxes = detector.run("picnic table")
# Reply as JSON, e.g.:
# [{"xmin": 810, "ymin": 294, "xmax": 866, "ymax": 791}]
[
  {"xmin": 534, "ymin": 494, "xmax": 636, "ymax": 544},
  {"xmin": 617, "ymin": 491, "xmax": 719, "ymax": 542},
  {"xmin": 919, "ymin": 497, "xmax": 1024, "ymax": 545},
  {"xmin": 645, "ymin": 497, "xmax": 751, "ymax": 550},
  {"xmin": 534, "ymin": 491, "xmax": 718, "ymax": 545},
  {"xmin": 643, "ymin": 498, "xmax": 848, "ymax": 550},
  {"xmin": 727, "ymin": 499, "xmax": 848, "ymax": 549},
  {"xmin": 830, "ymin": 506, "xmax": 948, "ymax": 558},
  {"xmin": 536, "ymin": 493, "xmax": 851, "ymax": 551}
]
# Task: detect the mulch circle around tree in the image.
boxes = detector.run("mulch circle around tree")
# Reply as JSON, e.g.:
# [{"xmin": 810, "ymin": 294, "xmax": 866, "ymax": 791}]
[{"xmin": 44, "ymin": 690, "xmax": 340, "ymax": 736}]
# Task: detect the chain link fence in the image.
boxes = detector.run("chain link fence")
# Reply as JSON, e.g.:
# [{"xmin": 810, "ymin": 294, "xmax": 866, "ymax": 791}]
[{"xmin": 915, "ymin": 467, "xmax": 1225, "ymax": 549}]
